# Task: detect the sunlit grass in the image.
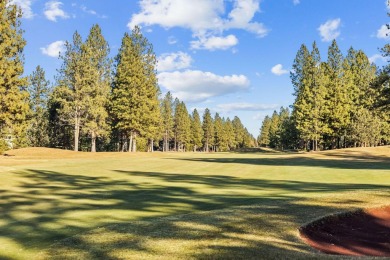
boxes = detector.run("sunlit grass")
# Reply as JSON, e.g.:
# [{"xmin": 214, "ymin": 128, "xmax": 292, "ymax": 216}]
[{"xmin": 0, "ymin": 146, "xmax": 389, "ymax": 259}]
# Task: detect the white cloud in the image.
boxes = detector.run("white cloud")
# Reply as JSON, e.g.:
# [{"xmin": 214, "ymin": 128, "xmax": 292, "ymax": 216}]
[
  {"xmin": 191, "ymin": 34, "xmax": 239, "ymax": 50},
  {"xmin": 318, "ymin": 18, "xmax": 341, "ymax": 42},
  {"xmin": 44, "ymin": 1, "xmax": 69, "ymax": 22},
  {"xmin": 386, "ymin": 0, "xmax": 390, "ymax": 10},
  {"xmin": 376, "ymin": 24, "xmax": 390, "ymax": 39},
  {"xmin": 225, "ymin": 0, "xmax": 268, "ymax": 37},
  {"xmin": 128, "ymin": 0, "xmax": 268, "ymax": 51},
  {"xmin": 78, "ymin": 4, "xmax": 107, "ymax": 19},
  {"xmin": 158, "ymin": 70, "xmax": 250, "ymax": 102},
  {"xmin": 293, "ymin": 0, "xmax": 300, "ymax": 5},
  {"xmin": 9, "ymin": 0, "xmax": 34, "ymax": 19},
  {"xmin": 40, "ymin": 40, "xmax": 65, "ymax": 57},
  {"xmin": 168, "ymin": 36, "xmax": 178, "ymax": 45},
  {"xmin": 80, "ymin": 5, "xmax": 96, "ymax": 15},
  {"xmin": 369, "ymin": 54, "xmax": 387, "ymax": 64},
  {"xmin": 217, "ymin": 102, "xmax": 279, "ymax": 112},
  {"xmin": 271, "ymin": 64, "xmax": 289, "ymax": 76},
  {"xmin": 157, "ymin": 52, "xmax": 192, "ymax": 72},
  {"xmin": 129, "ymin": 0, "xmax": 224, "ymax": 32}
]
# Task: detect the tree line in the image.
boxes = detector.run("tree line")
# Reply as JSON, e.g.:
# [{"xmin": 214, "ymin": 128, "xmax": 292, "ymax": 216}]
[
  {"xmin": 0, "ymin": 1, "xmax": 256, "ymax": 152},
  {"xmin": 258, "ymin": 39, "xmax": 390, "ymax": 151}
]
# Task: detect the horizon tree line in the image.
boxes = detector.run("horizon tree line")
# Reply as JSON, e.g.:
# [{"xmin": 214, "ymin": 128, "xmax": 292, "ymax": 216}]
[
  {"xmin": 0, "ymin": 1, "xmax": 256, "ymax": 152},
  {"xmin": 258, "ymin": 39, "xmax": 390, "ymax": 151}
]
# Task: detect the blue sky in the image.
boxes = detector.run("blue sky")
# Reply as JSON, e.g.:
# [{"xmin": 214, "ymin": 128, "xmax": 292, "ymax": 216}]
[{"xmin": 11, "ymin": 0, "xmax": 390, "ymax": 136}]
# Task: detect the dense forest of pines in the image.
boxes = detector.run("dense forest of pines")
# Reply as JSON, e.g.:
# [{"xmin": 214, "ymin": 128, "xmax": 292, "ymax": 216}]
[
  {"xmin": 0, "ymin": 1, "xmax": 256, "ymax": 153},
  {"xmin": 1, "ymin": 1, "xmax": 389, "ymax": 153},
  {"xmin": 258, "ymin": 39, "xmax": 390, "ymax": 151}
]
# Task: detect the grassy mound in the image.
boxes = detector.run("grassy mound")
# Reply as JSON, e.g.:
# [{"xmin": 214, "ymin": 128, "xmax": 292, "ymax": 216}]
[{"xmin": 4, "ymin": 147, "xmax": 76, "ymax": 158}]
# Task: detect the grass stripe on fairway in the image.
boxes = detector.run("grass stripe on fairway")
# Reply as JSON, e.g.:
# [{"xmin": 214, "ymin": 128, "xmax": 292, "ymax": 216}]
[{"xmin": 0, "ymin": 147, "xmax": 389, "ymax": 259}]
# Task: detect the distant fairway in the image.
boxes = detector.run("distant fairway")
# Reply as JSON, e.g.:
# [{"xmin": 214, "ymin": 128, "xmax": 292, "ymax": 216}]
[{"xmin": 0, "ymin": 147, "xmax": 389, "ymax": 259}]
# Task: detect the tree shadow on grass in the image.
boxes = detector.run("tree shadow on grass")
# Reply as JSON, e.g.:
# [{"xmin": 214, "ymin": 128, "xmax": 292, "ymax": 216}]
[
  {"xmin": 173, "ymin": 155, "xmax": 390, "ymax": 170},
  {"xmin": 0, "ymin": 168, "xmax": 389, "ymax": 259}
]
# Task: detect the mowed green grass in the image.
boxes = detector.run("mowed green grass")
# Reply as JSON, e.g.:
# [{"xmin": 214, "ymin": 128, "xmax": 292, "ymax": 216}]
[{"xmin": 0, "ymin": 147, "xmax": 389, "ymax": 259}]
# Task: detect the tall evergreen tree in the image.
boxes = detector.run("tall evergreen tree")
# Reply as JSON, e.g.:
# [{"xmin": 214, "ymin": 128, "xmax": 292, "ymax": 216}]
[
  {"xmin": 55, "ymin": 31, "xmax": 89, "ymax": 151},
  {"xmin": 350, "ymin": 108, "xmax": 381, "ymax": 147},
  {"xmin": 190, "ymin": 109, "xmax": 203, "ymax": 152},
  {"xmin": 82, "ymin": 24, "xmax": 112, "ymax": 152},
  {"xmin": 174, "ymin": 101, "xmax": 191, "ymax": 151},
  {"xmin": 47, "ymin": 89, "xmax": 73, "ymax": 149},
  {"xmin": 258, "ymin": 116, "xmax": 271, "ymax": 147},
  {"xmin": 213, "ymin": 113, "xmax": 226, "ymax": 152},
  {"xmin": 291, "ymin": 42, "xmax": 327, "ymax": 150},
  {"xmin": 276, "ymin": 107, "xmax": 290, "ymax": 149},
  {"xmin": 219, "ymin": 117, "xmax": 231, "ymax": 151},
  {"xmin": 28, "ymin": 66, "xmax": 50, "ymax": 147},
  {"xmin": 160, "ymin": 92, "xmax": 174, "ymax": 152},
  {"xmin": 325, "ymin": 40, "xmax": 350, "ymax": 148},
  {"xmin": 0, "ymin": 1, "xmax": 30, "ymax": 148},
  {"xmin": 232, "ymin": 116, "xmax": 245, "ymax": 149},
  {"xmin": 202, "ymin": 108, "xmax": 214, "ymax": 152},
  {"xmin": 291, "ymin": 44, "xmax": 311, "ymax": 149},
  {"xmin": 111, "ymin": 26, "xmax": 160, "ymax": 152},
  {"xmin": 225, "ymin": 117, "xmax": 236, "ymax": 150},
  {"xmin": 309, "ymin": 42, "xmax": 328, "ymax": 151},
  {"xmin": 268, "ymin": 111, "xmax": 280, "ymax": 148}
]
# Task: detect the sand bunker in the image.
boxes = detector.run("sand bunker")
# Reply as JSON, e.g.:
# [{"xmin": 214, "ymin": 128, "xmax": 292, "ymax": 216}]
[{"xmin": 299, "ymin": 206, "xmax": 390, "ymax": 257}]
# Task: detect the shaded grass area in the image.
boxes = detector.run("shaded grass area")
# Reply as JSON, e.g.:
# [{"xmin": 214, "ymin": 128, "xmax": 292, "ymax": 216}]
[
  {"xmin": 0, "ymin": 147, "xmax": 389, "ymax": 259},
  {"xmin": 40, "ymin": 191, "xmax": 390, "ymax": 260}
]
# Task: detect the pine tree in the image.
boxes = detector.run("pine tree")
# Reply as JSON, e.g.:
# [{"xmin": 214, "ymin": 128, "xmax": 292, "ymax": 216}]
[
  {"xmin": 47, "ymin": 88, "xmax": 73, "ymax": 149},
  {"xmin": 258, "ymin": 116, "xmax": 271, "ymax": 147},
  {"xmin": 291, "ymin": 44, "xmax": 311, "ymax": 149},
  {"xmin": 279, "ymin": 113, "xmax": 299, "ymax": 150},
  {"xmin": 291, "ymin": 42, "xmax": 327, "ymax": 150},
  {"xmin": 350, "ymin": 108, "xmax": 381, "ymax": 147},
  {"xmin": 325, "ymin": 40, "xmax": 351, "ymax": 149},
  {"xmin": 55, "ymin": 31, "xmax": 91, "ymax": 151},
  {"xmin": 161, "ymin": 92, "xmax": 174, "ymax": 151},
  {"xmin": 174, "ymin": 101, "xmax": 191, "ymax": 151},
  {"xmin": 225, "ymin": 117, "xmax": 236, "ymax": 150},
  {"xmin": 343, "ymin": 48, "xmax": 377, "ymax": 146},
  {"xmin": 309, "ymin": 42, "xmax": 328, "ymax": 151},
  {"xmin": 190, "ymin": 109, "xmax": 203, "ymax": 152},
  {"xmin": 232, "ymin": 116, "xmax": 245, "ymax": 149},
  {"xmin": 219, "ymin": 117, "xmax": 230, "ymax": 151},
  {"xmin": 0, "ymin": 1, "xmax": 30, "ymax": 148},
  {"xmin": 373, "ymin": 42, "xmax": 390, "ymax": 144},
  {"xmin": 242, "ymin": 128, "xmax": 255, "ymax": 148},
  {"xmin": 277, "ymin": 107, "xmax": 290, "ymax": 150},
  {"xmin": 213, "ymin": 113, "xmax": 226, "ymax": 152},
  {"xmin": 82, "ymin": 24, "xmax": 112, "ymax": 152},
  {"xmin": 202, "ymin": 108, "xmax": 214, "ymax": 152},
  {"xmin": 268, "ymin": 111, "xmax": 280, "ymax": 148},
  {"xmin": 28, "ymin": 65, "xmax": 50, "ymax": 147},
  {"xmin": 111, "ymin": 26, "xmax": 160, "ymax": 152}
]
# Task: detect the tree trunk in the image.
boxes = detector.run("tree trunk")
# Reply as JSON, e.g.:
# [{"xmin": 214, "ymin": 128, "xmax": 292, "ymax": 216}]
[
  {"xmin": 74, "ymin": 115, "xmax": 80, "ymax": 152},
  {"xmin": 91, "ymin": 131, "xmax": 96, "ymax": 152},
  {"xmin": 151, "ymin": 139, "xmax": 154, "ymax": 152},
  {"xmin": 133, "ymin": 137, "xmax": 137, "ymax": 152},
  {"xmin": 129, "ymin": 132, "xmax": 133, "ymax": 152},
  {"xmin": 163, "ymin": 131, "xmax": 166, "ymax": 152},
  {"xmin": 165, "ymin": 131, "xmax": 169, "ymax": 152}
]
